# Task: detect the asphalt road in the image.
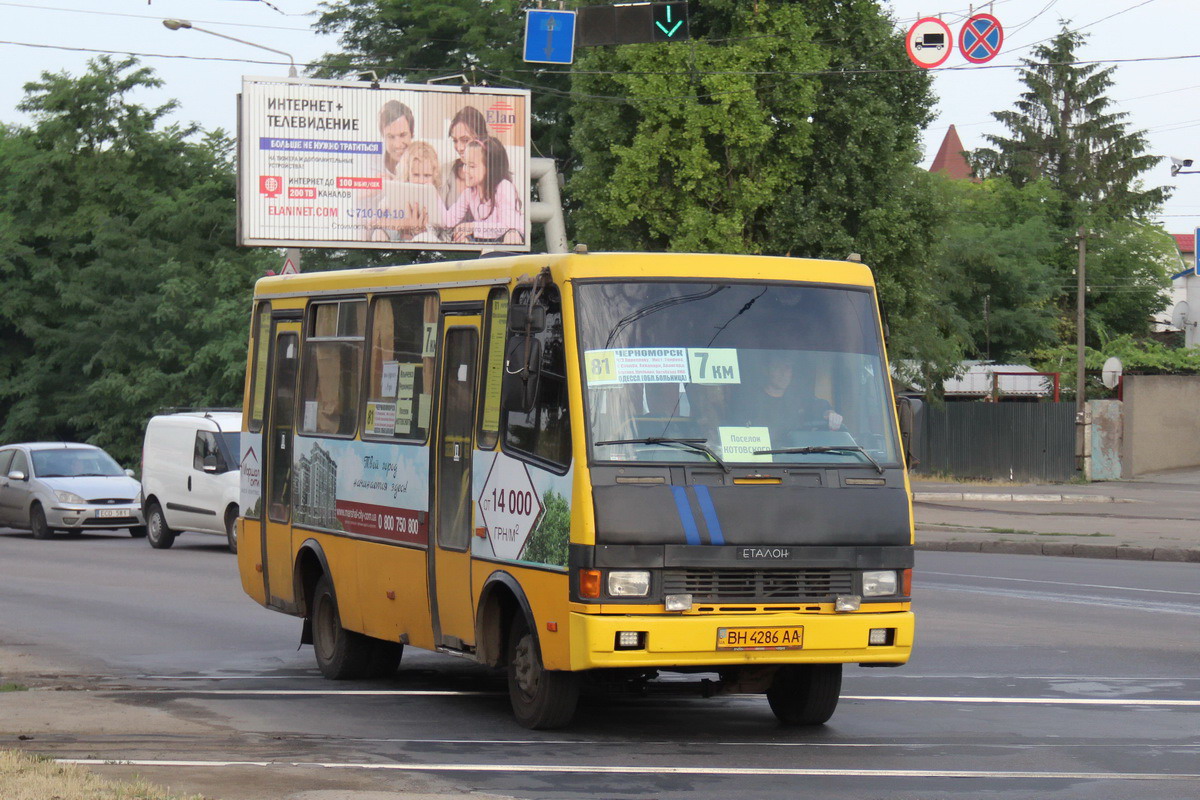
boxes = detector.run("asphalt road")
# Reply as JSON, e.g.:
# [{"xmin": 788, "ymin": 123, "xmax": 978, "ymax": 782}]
[{"xmin": 1, "ymin": 526, "xmax": 1197, "ymax": 800}]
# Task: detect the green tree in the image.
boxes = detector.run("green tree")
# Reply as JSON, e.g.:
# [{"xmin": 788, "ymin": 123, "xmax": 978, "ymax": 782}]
[
  {"xmin": 569, "ymin": 1, "xmax": 825, "ymax": 252},
  {"xmin": 972, "ymin": 26, "xmax": 1166, "ymax": 222},
  {"xmin": 970, "ymin": 25, "xmax": 1172, "ymax": 345},
  {"xmin": 0, "ymin": 57, "xmax": 272, "ymax": 464},
  {"xmin": 931, "ymin": 176, "xmax": 1062, "ymax": 362}
]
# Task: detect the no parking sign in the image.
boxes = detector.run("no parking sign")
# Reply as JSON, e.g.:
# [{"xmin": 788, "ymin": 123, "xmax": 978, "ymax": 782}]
[{"xmin": 960, "ymin": 13, "xmax": 1004, "ymax": 64}]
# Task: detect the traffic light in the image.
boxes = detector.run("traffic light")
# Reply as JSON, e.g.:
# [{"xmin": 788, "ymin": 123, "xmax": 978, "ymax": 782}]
[{"xmin": 577, "ymin": 2, "xmax": 690, "ymax": 47}]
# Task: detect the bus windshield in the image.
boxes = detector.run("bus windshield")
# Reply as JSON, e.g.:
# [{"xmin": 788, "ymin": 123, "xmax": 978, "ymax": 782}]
[{"xmin": 575, "ymin": 281, "xmax": 900, "ymax": 468}]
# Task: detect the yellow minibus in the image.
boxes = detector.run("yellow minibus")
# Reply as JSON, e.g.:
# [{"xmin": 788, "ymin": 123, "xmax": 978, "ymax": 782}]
[{"xmin": 237, "ymin": 251, "xmax": 914, "ymax": 729}]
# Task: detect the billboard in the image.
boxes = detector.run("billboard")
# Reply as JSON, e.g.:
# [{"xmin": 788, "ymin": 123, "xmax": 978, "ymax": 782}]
[{"xmin": 238, "ymin": 77, "xmax": 531, "ymax": 252}]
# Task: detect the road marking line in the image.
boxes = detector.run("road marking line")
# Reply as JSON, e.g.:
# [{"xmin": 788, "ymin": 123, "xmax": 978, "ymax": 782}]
[
  {"xmin": 844, "ymin": 695, "xmax": 1200, "ymax": 707},
  {"xmin": 71, "ymin": 688, "xmax": 1200, "ymax": 706},
  {"xmin": 55, "ymin": 758, "xmax": 1200, "ymax": 780},
  {"xmin": 347, "ymin": 738, "xmax": 1200, "ymax": 750},
  {"xmin": 921, "ymin": 570, "xmax": 1200, "ymax": 597}
]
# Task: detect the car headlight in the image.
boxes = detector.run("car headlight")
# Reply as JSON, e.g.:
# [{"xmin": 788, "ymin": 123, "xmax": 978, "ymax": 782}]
[
  {"xmin": 862, "ymin": 570, "xmax": 898, "ymax": 597},
  {"xmin": 607, "ymin": 570, "xmax": 651, "ymax": 597},
  {"xmin": 55, "ymin": 490, "xmax": 87, "ymax": 504}
]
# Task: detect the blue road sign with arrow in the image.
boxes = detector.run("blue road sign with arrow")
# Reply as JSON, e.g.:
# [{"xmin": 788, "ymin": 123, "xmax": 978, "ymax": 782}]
[{"xmin": 524, "ymin": 9, "xmax": 576, "ymax": 64}]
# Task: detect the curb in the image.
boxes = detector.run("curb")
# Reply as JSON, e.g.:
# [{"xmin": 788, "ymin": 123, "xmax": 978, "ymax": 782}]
[
  {"xmin": 916, "ymin": 540, "xmax": 1200, "ymax": 563},
  {"xmin": 912, "ymin": 491, "xmax": 1125, "ymax": 504}
]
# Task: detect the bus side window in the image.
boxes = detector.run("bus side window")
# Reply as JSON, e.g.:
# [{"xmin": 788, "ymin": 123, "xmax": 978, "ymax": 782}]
[
  {"xmin": 363, "ymin": 292, "xmax": 439, "ymax": 441},
  {"xmin": 247, "ymin": 303, "xmax": 271, "ymax": 434},
  {"xmin": 502, "ymin": 284, "xmax": 571, "ymax": 470},
  {"xmin": 477, "ymin": 288, "xmax": 508, "ymax": 450},
  {"xmin": 299, "ymin": 299, "xmax": 366, "ymax": 438}
]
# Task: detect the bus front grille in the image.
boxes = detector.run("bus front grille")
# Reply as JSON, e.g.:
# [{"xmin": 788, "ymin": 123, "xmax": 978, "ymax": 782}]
[{"xmin": 662, "ymin": 569, "xmax": 854, "ymax": 602}]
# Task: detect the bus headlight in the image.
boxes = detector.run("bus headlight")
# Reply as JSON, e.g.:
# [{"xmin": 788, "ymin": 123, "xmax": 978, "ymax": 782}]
[
  {"xmin": 862, "ymin": 570, "xmax": 898, "ymax": 597},
  {"xmin": 607, "ymin": 570, "xmax": 651, "ymax": 598}
]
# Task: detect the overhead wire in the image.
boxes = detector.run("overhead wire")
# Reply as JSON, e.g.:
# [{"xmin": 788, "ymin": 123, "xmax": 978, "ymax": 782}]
[{"xmin": 0, "ymin": 1, "xmax": 314, "ymax": 31}]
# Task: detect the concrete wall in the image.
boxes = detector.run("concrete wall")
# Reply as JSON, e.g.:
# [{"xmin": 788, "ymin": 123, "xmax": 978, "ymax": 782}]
[{"xmin": 1121, "ymin": 375, "xmax": 1200, "ymax": 477}]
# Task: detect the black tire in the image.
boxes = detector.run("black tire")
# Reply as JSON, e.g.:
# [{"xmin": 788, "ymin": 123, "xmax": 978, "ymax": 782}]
[
  {"xmin": 506, "ymin": 614, "xmax": 579, "ymax": 730},
  {"xmin": 128, "ymin": 526, "xmax": 147, "ymax": 538},
  {"xmin": 766, "ymin": 664, "xmax": 842, "ymax": 726},
  {"xmin": 311, "ymin": 573, "xmax": 376, "ymax": 680},
  {"xmin": 364, "ymin": 640, "xmax": 404, "ymax": 678},
  {"xmin": 145, "ymin": 502, "xmax": 176, "ymax": 549},
  {"xmin": 224, "ymin": 506, "xmax": 239, "ymax": 554},
  {"xmin": 30, "ymin": 504, "xmax": 53, "ymax": 540}
]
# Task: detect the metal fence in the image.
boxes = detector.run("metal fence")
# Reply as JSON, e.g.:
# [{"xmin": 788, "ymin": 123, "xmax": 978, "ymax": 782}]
[{"xmin": 912, "ymin": 402, "xmax": 1077, "ymax": 482}]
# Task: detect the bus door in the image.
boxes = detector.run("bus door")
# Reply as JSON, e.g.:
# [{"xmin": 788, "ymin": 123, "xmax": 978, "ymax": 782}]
[
  {"xmin": 430, "ymin": 317, "xmax": 480, "ymax": 649},
  {"xmin": 261, "ymin": 318, "xmax": 301, "ymax": 610}
]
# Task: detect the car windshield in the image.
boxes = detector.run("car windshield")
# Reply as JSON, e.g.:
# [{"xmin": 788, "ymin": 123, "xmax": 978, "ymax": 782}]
[
  {"xmin": 31, "ymin": 448, "xmax": 124, "ymax": 478},
  {"xmin": 575, "ymin": 281, "xmax": 900, "ymax": 468}
]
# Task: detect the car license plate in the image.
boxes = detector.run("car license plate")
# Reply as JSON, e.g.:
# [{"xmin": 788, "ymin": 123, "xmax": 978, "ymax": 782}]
[
  {"xmin": 96, "ymin": 508, "xmax": 129, "ymax": 518},
  {"xmin": 717, "ymin": 626, "xmax": 804, "ymax": 650}
]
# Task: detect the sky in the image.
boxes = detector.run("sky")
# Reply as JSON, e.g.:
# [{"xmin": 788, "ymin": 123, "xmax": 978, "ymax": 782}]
[{"xmin": 1, "ymin": 0, "xmax": 1198, "ymax": 236}]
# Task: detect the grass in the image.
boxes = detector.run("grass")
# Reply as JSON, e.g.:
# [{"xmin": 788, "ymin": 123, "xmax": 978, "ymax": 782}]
[
  {"xmin": 982, "ymin": 527, "xmax": 1111, "ymax": 537},
  {"xmin": 0, "ymin": 750, "xmax": 211, "ymax": 800},
  {"xmin": 0, "ymin": 683, "xmax": 27, "ymax": 692},
  {"xmin": 923, "ymin": 522, "xmax": 1111, "ymax": 537},
  {"xmin": 913, "ymin": 473, "xmax": 1033, "ymax": 487}
]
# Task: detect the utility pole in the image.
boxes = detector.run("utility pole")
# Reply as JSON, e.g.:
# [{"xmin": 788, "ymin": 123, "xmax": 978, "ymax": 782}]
[{"xmin": 1075, "ymin": 226, "xmax": 1087, "ymax": 472}]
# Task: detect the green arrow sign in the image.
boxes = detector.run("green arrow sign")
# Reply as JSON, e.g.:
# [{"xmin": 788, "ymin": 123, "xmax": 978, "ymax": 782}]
[{"xmin": 651, "ymin": 2, "xmax": 689, "ymax": 42}]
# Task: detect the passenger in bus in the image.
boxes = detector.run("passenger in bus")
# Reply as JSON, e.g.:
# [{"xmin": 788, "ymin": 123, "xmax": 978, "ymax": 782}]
[
  {"xmin": 633, "ymin": 382, "xmax": 692, "ymax": 438},
  {"xmin": 443, "ymin": 137, "xmax": 524, "ymax": 245},
  {"xmin": 447, "ymin": 105, "xmax": 491, "ymax": 203},
  {"xmin": 741, "ymin": 353, "xmax": 843, "ymax": 440}
]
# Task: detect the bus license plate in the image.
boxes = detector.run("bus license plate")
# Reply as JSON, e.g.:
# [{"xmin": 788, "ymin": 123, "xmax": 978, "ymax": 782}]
[
  {"xmin": 96, "ymin": 508, "xmax": 130, "ymax": 518},
  {"xmin": 717, "ymin": 626, "xmax": 804, "ymax": 650}
]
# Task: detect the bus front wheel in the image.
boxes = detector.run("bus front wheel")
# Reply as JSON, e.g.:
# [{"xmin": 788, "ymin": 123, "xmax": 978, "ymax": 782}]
[
  {"xmin": 766, "ymin": 664, "xmax": 842, "ymax": 726},
  {"xmin": 507, "ymin": 614, "xmax": 579, "ymax": 730},
  {"xmin": 312, "ymin": 574, "xmax": 376, "ymax": 680}
]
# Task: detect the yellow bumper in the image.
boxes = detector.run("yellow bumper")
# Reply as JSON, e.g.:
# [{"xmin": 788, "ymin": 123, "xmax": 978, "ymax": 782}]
[{"xmin": 568, "ymin": 610, "xmax": 913, "ymax": 670}]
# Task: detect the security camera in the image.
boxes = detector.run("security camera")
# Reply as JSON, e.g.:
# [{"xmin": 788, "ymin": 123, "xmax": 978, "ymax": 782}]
[{"xmin": 1170, "ymin": 156, "xmax": 1194, "ymax": 176}]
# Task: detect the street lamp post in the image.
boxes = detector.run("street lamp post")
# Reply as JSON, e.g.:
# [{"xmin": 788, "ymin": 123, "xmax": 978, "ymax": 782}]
[{"xmin": 162, "ymin": 18, "xmax": 298, "ymax": 77}]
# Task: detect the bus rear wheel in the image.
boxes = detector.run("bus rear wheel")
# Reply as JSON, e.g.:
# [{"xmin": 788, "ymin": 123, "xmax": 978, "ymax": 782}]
[
  {"xmin": 312, "ymin": 573, "xmax": 376, "ymax": 680},
  {"xmin": 506, "ymin": 614, "xmax": 579, "ymax": 730},
  {"xmin": 766, "ymin": 664, "xmax": 842, "ymax": 726}
]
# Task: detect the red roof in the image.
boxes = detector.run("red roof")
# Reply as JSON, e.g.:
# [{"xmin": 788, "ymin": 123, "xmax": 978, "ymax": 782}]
[
  {"xmin": 929, "ymin": 125, "xmax": 974, "ymax": 181},
  {"xmin": 1173, "ymin": 233, "xmax": 1194, "ymax": 255}
]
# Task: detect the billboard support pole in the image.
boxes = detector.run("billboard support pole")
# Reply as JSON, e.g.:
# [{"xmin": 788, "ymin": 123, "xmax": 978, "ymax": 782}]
[{"xmin": 529, "ymin": 158, "xmax": 567, "ymax": 254}]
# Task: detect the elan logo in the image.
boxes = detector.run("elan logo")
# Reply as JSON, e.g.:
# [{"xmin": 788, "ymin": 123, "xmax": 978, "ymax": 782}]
[{"xmin": 738, "ymin": 547, "xmax": 792, "ymax": 560}]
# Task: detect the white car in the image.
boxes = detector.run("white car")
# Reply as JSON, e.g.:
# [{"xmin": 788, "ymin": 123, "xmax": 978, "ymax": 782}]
[
  {"xmin": 140, "ymin": 411, "xmax": 242, "ymax": 552},
  {"xmin": 0, "ymin": 443, "xmax": 145, "ymax": 539}
]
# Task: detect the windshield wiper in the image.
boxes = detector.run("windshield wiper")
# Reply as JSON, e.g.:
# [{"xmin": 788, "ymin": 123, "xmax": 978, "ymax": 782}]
[
  {"xmin": 595, "ymin": 437, "xmax": 731, "ymax": 473},
  {"xmin": 754, "ymin": 445, "xmax": 885, "ymax": 475}
]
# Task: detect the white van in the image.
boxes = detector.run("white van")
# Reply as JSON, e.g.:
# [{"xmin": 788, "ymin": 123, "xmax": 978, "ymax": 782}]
[{"xmin": 140, "ymin": 411, "xmax": 242, "ymax": 552}]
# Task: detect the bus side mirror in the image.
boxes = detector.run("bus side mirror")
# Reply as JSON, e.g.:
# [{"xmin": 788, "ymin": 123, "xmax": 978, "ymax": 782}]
[
  {"xmin": 896, "ymin": 396, "xmax": 921, "ymax": 469},
  {"xmin": 508, "ymin": 304, "xmax": 546, "ymax": 333},
  {"xmin": 504, "ymin": 335, "xmax": 543, "ymax": 412}
]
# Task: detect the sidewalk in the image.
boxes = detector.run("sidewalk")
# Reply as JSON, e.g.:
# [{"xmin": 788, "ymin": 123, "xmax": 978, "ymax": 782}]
[{"xmin": 910, "ymin": 466, "xmax": 1200, "ymax": 562}]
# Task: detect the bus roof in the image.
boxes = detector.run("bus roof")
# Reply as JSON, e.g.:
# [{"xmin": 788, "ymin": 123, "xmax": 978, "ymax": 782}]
[{"xmin": 251, "ymin": 252, "xmax": 876, "ymax": 299}]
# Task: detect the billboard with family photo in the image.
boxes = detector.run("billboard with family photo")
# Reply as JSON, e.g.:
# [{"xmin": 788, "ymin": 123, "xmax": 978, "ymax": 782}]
[{"xmin": 238, "ymin": 77, "xmax": 531, "ymax": 252}]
